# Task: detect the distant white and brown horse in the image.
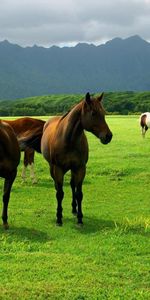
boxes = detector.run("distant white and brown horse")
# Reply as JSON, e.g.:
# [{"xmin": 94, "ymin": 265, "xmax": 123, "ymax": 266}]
[{"xmin": 140, "ymin": 112, "xmax": 150, "ymax": 137}]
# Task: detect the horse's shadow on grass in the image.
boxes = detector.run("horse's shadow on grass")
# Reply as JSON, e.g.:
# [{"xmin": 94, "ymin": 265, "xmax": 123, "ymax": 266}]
[
  {"xmin": 69, "ymin": 216, "xmax": 116, "ymax": 234},
  {"xmin": 1, "ymin": 217, "xmax": 149, "ymax": 242},
  {"xmin": 68, "ymin": 216, "xmax": 150, "ymax": 237},
  {"xmin": 0, "ymin": 225, "xmax": 51, "ymax": 242}
]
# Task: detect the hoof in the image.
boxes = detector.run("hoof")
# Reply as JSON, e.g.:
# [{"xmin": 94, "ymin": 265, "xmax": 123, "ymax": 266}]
[
  {"xmin": 3, "ymin": 223, "xmax": 9, "ymax": 230},
  {"xmin": 32, "ymin": 180, "xmax": 38, "ymax": 185},
  {"xmin": 76, "ymin": 222, "xmax": 83, "ymax": 228},
  {"xmin": 72, "ymin": 211, "xmax": 77, "ymax": 216},
  {"xmin": 21, "ymin": 180, "xmax": 26, "ymax": 184},
  {"xmin": 56, "ymin": 221, "xmax": 63, "ymax": 227}
]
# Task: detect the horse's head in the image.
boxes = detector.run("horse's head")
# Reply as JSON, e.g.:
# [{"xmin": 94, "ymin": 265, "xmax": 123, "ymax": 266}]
[{"xmin": 81, "ymin": 92, "xmax": 112, "ymax": 144}]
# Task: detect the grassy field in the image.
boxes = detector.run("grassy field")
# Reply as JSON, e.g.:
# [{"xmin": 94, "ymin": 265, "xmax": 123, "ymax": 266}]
[{"xmin": 0, "ymin": 115, "xmax": 150, "ymax": 299}]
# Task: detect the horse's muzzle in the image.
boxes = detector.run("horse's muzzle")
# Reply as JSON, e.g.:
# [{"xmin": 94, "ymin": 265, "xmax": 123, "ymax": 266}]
[{"xmin": 100, "ymin": 132, "xmax": 113, "ymax": 144}]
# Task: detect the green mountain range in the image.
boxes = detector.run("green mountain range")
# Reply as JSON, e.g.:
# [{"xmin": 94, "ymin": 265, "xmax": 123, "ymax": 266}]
[{"xmin": 0, "ymin": 35, "xmax": 150, "ymax": 100}]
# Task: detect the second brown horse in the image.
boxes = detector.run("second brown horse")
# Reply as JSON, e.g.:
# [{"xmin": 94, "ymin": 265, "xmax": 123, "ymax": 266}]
[
  {"xmin": 41, "ymin": 92, "xmax": 112, "ymax": 225},
  {"xmin": 1, "ymin": 117, "xmax": 45, "ymax": 183}
]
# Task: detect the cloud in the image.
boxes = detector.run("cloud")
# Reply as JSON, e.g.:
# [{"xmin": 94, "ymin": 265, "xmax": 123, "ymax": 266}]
[{"xmin": 0, "ymin": 0, "xmax": 150, "ymax": 46}]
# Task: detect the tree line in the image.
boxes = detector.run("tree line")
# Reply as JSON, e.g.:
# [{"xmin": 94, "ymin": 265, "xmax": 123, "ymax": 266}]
[{"xmin": 0, "ymin": 91, "xmax": 150, "ymax": 116}]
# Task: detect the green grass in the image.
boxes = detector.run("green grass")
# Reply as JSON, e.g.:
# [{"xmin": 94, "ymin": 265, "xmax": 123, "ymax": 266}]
[{"xmin": 0, "ymin": 115, "xmax": 150, "ymax": 299}]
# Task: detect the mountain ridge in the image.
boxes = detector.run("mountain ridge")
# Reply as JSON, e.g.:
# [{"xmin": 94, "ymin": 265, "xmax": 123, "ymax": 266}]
[{"xmin": 0, "ymin": 35, "xmax": 150, "ymax": 100}]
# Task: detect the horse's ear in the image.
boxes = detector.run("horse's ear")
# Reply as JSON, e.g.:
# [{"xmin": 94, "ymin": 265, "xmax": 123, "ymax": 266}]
[
  {"xmin": 98, "ymin": 92, "xmax": 104, "ymax": 102},
  {"xmin": 85, "ymin": 92, "xmax": 91, "ymax": 105}
]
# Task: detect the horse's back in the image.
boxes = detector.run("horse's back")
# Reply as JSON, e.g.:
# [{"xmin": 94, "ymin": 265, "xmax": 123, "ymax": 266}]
[{"xmin": 1, "ymin": 117, "xmax": 45, "ymax": 136}]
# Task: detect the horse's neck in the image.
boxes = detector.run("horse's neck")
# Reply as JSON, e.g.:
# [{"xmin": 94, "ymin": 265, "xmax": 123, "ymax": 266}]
[{"xmin": 62, "ymin": 102, "xmax": 83, "ymax": 143}]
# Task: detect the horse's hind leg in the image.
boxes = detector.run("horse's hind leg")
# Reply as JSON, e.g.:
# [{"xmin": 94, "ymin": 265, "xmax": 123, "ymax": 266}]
[
  {"xmin": 21, "ymin": 164, "xmax": 27, "ymax": 182},
  {"xmin": 71, "ymin": 167, "xmax": 86, "ymax": 225},
  {"xmin": 51, "ymin": 165, "xmax": 64, "ymax": 226},
  {"xmin": 30, "ymin": 163, "xmax": 37, "ymax": 184},
  {"xmin": 2, "ymin": 170, "xmax": 17, "ymax": 229},
  {"xmin": 142, "ymin": 125, "xmax": 148, "ymax": 138},
  {"xmin": 22, "ymin": 151, "xmax": 27, "ymax": 182},
  {"xmin": 145, "ymin": 126, "xmax": 148, "ymax": 135},
  {"xmin": 29, "ymin": 150, "xmax": 37, "ymax": 184},
  {"xmin": 22, "ymin": 149, "xmax": 37, "ymax": 184}
]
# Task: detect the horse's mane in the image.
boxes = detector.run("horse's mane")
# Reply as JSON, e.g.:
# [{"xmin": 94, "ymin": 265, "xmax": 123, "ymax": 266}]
[
  {"xmin": 59, "ymin": 94, "xmax": 108, "ymax": 124},
  {"xmin": 59, "ymin": 99, "xmax": 84, "ymax": 122},
  {"xmin": 60, "ymin": 110, "xmax": 71, "ymax": 121}
]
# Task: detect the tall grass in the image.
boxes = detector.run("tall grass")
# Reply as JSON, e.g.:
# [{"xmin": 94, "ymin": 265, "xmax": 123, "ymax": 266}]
[{"xmin": 0, "ymin": 116, "xmax": 150, "ymax": 299}]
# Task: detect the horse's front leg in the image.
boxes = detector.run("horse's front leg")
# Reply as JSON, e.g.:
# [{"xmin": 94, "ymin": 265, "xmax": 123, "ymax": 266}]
[
  {"xmin": 72, "ymin": 167, "xmax": 86, "ymax": 225},
  {"xmin": 70, "ymin": 176, "xmax": 77, "ymax": 215},
  {"xmin": 50, "ymin": 165, "xmax": 64, "ymax": 226},
  {"xmin": 2, "ymin": 171, "xmax": 17, "ymax": 229}
]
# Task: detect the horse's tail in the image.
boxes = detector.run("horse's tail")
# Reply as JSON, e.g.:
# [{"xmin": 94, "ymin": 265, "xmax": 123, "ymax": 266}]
[{"xmin": 18, "ymin": 129, "xmax": 43, "ymax": 153}]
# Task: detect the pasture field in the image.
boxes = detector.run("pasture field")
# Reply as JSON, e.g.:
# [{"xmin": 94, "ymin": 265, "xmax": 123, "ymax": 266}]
[{"xmin": 0, "ymin": 115, "xmax": 150, "ymax": 300}]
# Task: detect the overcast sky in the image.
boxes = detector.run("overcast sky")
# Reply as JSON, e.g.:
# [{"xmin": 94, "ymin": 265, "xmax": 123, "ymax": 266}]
[{"xmin": 0, "ymin": 0, "xmax": 150, "ymax": 47}]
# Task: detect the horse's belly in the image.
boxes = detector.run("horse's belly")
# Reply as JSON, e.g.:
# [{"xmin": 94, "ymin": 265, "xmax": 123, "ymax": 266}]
[
  {"xmin": 0, "ymin": 160, "xmax": 15, "ymax": 178},
  {"xmin": 41, "ymin": 138, "xmax": 51, "ymax": 163},
  {"xmin": 41, "ymin": 130, "xmax": 54, "ymax": 162},
  {"xmin": 56, "ymin": 150, "xmax": 87, "ymax": 172}
]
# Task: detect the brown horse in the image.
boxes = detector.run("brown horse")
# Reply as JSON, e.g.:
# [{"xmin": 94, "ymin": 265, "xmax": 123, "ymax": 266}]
[
  {"xmin": 2, "ymin": 117, "xmax": 45, "ymax": 183},
  {"xmin": 41, "ymin": 92, "xmax": 112, "ymax": 225},
  {"xmin": 0, "ymin": 121, "xmax": 20, "ymax": 229}
]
